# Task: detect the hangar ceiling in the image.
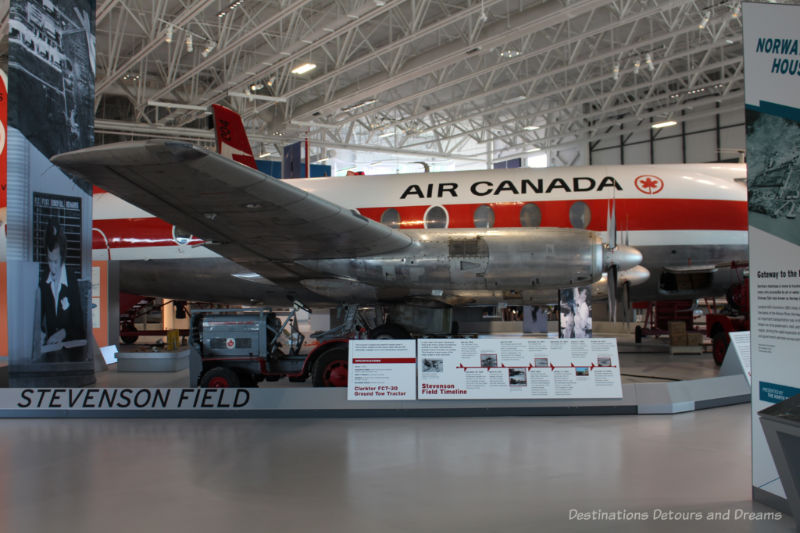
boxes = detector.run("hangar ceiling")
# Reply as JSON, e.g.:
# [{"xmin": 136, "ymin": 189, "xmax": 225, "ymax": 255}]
[{"xmin": 7, "ymin": 0, "xmax": 749, "ymax": 168}]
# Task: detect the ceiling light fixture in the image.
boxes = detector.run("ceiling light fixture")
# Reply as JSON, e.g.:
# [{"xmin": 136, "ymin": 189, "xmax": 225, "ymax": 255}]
[
  {"xmin": 523, "ymin": 125, "xmax": 539, "ymax": 131},
  {"xmin": 698, "ymin": 11, "xmax": 710, "ymax": 29},
  {"xmin": 291, "ymin": 63, "xmax": 317, "ymax": 75},
  {"xmin": 147, "ymin": 100, "xmax": 209, "ymax": 112},
  {"xmin": 227, "ymin": 91, "xmax": 288, "ymax": 102},
  {"xmin": 379, "ymin": 131, "xmax": 396, "ymax": 138},
  {"xmin": 165, "ymin": 25, "xmax": 173, "ymax": 44},
  {"xmin": 341, "ymin": 99, "xmax": 377, "ymax": 112},
  {"xmin": 217, "ymin": 0, "xmax": 243, "ymax": 18},
  {"xmin": 633, "ymin": 57, "xmax": 641, "ymax": 75},
  {"xmin": 185, "ymin": 33, "xmax": 193, "ymax": 52},
  {"xmin": 201, "ymin": 43, "xmax": 215, "ymax": 58},
  {"xmin": 645, "ymin": 52, "xmax": 654, "ymax": 72},
  {"xmin": 612, "ymin": 61, "xmax": 620, "ymax": 81},
  {"xmin": 652, "ymin": 120, "xmax": 678, "ymax": 129}
]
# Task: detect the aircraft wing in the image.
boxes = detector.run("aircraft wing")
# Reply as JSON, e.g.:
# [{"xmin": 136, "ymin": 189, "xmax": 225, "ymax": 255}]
[{"xmin": 52, "ymin": 140, "xmax": 413, "ymax": 268}]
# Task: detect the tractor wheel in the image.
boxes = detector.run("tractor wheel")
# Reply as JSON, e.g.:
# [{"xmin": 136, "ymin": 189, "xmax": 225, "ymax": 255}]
[
  {"xmin": 311, "ymin": 346, "xmax": 348, "ymax": 387},
  {"xmin": 199, "ymin": 367, "xmax": 240, "ymax": 388}
]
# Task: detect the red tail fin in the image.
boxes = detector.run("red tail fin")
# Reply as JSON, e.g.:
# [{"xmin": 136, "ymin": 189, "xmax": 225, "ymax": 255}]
[{"xmin": 212, "ymin": 104, "xmax": 258, "ymax": 169}]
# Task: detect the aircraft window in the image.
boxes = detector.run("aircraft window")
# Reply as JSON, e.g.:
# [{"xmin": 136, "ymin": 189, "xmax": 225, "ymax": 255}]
[
  {"xmin": 569, "ymin": 201, "xmax": 591, "ymax": 229},
  {"xmin": 424, "ymin": 206, "xmax": 448, "ymax": 229},
  {"xmin": 381, "ymin": 208, "xmax": 401, "ymax": 228},
  {"xmin": 172, "ymin": 226, "xmax": 192, "ymax": 245},
  {"xmin": 473, "ymin": 205, "xmax": 495, "ymax": 228},
  {"xmin": 520, "ymin": 203, "xmax": 541, "ymax": 227}
]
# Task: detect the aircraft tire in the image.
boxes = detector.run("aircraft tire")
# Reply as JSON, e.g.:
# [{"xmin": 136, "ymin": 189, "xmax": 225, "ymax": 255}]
[
  {"xmin": 311, "ymin": 346, "xmax": 348, "ymax": 387},
  {"xmin": 199, "ymin": 367, "xmax": 240, "ymax": 388},
  {"xmin": 120, "ymin": 322, "xmax": 138, "ymax": 345},
  {"xmin": 368, "ymin": 324, "xmax": 411, "ymax": 339}
]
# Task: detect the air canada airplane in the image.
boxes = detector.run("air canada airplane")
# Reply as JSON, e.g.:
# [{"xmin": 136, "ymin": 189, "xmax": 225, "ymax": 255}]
[{"xmin": 51, "ymin": 105, "xmax": 748, "ymax": 335}]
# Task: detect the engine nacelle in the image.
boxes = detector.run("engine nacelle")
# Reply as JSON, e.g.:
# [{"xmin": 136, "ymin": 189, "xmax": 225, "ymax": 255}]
[{"xmin": 298, "ymin": 227, "xmax": 619, "ymax": 292}]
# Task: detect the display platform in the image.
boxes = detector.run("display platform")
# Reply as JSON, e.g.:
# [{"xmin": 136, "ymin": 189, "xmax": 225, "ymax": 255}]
[
  {"xmin": 0, "ymin": 335, "xmax": 750, "ymax": 418},
  {"xmin": 0, "ymin": 373, "xmax": 749, "ymax": 418},
  {"xmin": 116, "ymin": 348, "xmax": 190, "ymax": 373}
]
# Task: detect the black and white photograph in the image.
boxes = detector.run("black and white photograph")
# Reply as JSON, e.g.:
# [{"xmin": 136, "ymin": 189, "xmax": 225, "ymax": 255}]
[
  {"xmin": 480, "ymin": 353, "xmax": 497, "ymax": 368},
  {"xmin": 33, "ymin": 192, "xmax": 87, "ymax": 363},
  {"xmin": 559, "ymin": 287, "xmax": 592, "ymax": 338},
  {"xmin": 534, "ymin": 357, "xmax": 549, "ymax": 368},
  {"xmin": 508, "ymin": 368, "xmax": 527, "ymax": 386},
  {"xmin": 597, "ymin": 356, "xmax": 612, "ymax": 367},
  {"xmin": 422, "ymin": 358, "xmax": 443, "ymax": 373},
  {"xmin": 746, "ymin": 110, "xmax": 800, "ymax": 245},
  {"xmin": 8, "ymin": 0, "xmax": 95, "ymax": 158}
]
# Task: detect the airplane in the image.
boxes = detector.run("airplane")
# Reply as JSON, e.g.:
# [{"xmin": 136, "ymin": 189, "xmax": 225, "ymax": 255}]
[{"xmin": 50, "ymin": 105, "xmax": 748, "ymax": 340}]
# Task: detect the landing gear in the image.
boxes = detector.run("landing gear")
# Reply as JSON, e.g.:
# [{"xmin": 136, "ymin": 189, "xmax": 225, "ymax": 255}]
[{"xmin": 120, "ymin": 322, "xmax": 138, "ymax": 345}]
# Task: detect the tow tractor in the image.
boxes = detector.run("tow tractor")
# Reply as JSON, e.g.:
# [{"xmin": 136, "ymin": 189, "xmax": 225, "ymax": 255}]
[{"xmin": 188, "ymin": 301, "xmax": 350, "ymax": 387}]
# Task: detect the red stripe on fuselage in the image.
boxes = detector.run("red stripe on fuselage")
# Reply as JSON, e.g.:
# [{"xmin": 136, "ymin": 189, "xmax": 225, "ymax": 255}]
[
  {"xmin": 358, "ymin": 198, "xmax": 747, "ymax": 231},
  {"xmin": 90, "ymin": 198, "xmax": 746, "ymax": 250}
]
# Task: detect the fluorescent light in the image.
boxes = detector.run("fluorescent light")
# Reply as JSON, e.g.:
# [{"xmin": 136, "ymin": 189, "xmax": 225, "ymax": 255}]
[
  {"xmin": 148, "ymin": 100, "xmax": 209, "ymax": 111},
  {"xmin": 291, "ymin": 63, "xmax": 317, "ymax": 75},
  {"xmin": 523, "ymin": 125, "xmax": 539, "ymax": 131},
  {"xmin": 526, "ymin": 147, "xmax": 541, "ymax": 153},
  {"xmin": 316, "ymin": 157, "xmax": 329, "ymax": 163},
  {"xmin": 341, "ymin": 99, "xmax": 377, "ymax": 112},
  {"xmin": 379, "ymin": 131, "xmax": 395, "ymax": 138},
  {"xmin": 652, "ymin": 120, "xmax": 677, "ymax": 129},
  {"xmin": 228, "ymin": 91, "xmax": 288, "ymax": 102},
  {"xmin": 290, "ymin": 120, "xmax": 339, "ymax": 129}
]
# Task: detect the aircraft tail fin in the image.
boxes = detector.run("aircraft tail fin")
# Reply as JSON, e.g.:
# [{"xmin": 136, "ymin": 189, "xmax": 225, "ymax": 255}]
[{"xmin": 212, "ymin": 104, "xmax": 258, "ymax": 169}]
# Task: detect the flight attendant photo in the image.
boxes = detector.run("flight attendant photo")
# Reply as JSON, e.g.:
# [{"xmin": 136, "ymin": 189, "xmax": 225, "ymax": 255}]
[{"xmin": 37, "ymin": 218, "xmax": 85, "ymax": 362}]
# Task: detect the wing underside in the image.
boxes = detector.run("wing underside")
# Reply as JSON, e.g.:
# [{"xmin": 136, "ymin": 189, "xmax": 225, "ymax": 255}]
[{"xmin": 52, "ymin": 140, "xmax": 412, "ymax": 280}]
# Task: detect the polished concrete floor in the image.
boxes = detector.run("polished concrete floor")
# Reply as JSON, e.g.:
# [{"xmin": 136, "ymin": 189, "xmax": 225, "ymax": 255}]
[{"xmin": 0, "ymin": 403, "xmax": 794, "ymax": 533}]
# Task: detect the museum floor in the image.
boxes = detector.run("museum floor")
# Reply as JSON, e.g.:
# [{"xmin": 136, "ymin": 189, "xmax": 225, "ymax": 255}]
[{"xmin": 0, "ymin": 402, "xmax": 795, "ymax": 533}]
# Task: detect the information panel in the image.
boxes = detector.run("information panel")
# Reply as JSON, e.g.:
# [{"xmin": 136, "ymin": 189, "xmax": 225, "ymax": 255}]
[
  {"xmin": 348, "ymin": 340, "xmax": 416, "ymax": 400},
  {"xmin": 744, "ymin": 1, "xmax": 800, "ymax": 503},
  {"xmin": 417, "ymin": 338, "xmax": 622, "ymax": 400},
  {"xmin": 728, "ymin": 331, "xmax": 752, "ymax": 385}
]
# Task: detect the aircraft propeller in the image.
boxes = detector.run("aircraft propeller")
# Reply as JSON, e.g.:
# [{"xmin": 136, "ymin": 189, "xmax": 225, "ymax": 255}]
[{"xmin": 603, "ymin": 198, "xmax": 642, "ymax": 322}]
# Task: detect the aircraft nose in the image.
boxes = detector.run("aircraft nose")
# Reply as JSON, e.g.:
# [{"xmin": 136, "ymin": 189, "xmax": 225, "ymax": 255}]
[{"xmin": 604, "ymin": 244, "xmax": 643, "ymax": 272}]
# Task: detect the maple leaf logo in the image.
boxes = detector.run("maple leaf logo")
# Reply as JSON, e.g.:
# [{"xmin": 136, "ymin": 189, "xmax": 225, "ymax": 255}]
[{"xmin": 634, "ymin": 175, "xmax": 664, "ymax": 195}]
